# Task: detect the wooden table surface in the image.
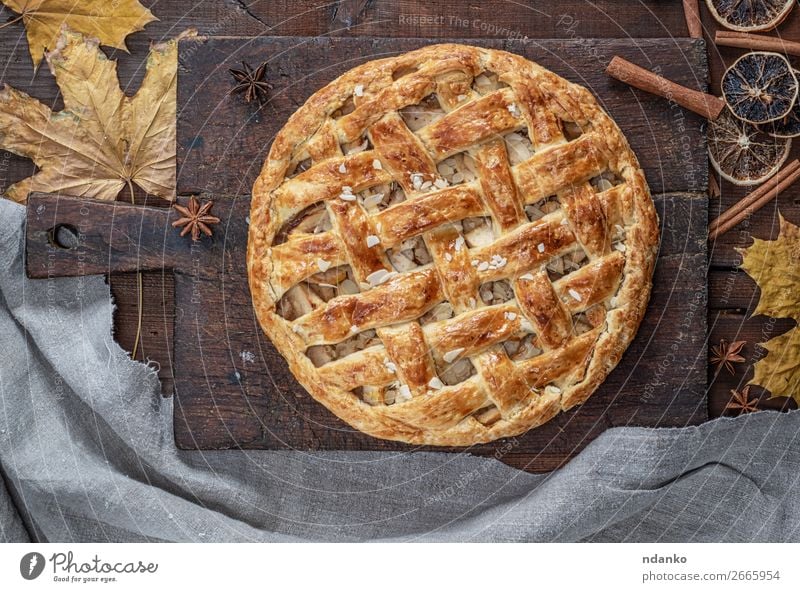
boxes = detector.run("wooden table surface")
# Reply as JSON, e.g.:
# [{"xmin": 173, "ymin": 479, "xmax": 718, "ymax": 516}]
[{"xmin": 1, "ymin": 0, "xmax": 796, "ymax": 418}]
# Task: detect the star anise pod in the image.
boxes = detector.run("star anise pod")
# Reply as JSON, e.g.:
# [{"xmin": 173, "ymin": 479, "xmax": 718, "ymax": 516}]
[
  {"xmin": 172, "ymin": 197, "xmax": 220, "ymax": 242},
  {"xmin": 228, "ymin": 61, "xmax": 272, "ymax": 104},
  {"xmin": 725, "ymin": 386, "xmax": 760, "ymax": 414},
  {"xmin": 710, "ymin": 338, "xmax": 746, "ymax": 375}
]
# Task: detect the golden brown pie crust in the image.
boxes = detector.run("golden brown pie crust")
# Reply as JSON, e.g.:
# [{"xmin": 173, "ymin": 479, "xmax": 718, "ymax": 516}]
[{"xmin": 248, "ymin": 44, "xmax": 659, "ymax": 446}]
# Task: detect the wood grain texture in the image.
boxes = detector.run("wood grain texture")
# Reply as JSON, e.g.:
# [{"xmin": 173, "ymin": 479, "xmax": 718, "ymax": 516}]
[
  {"xmin": 708, "ymin": 312, "xmax": 798, "ymax": 417},
  {"xmin": 23, "ymin": 189, "xmax": 709, "ymax": 470},
  {"xmin": 140, "ymin": 1, "xmax": 694, "ymax": 40},
  {"xmin": 170, "ymin": 35, "xmax": 708, "ymax": 468},
  {"xmin": 3, "ymin": 0, "xmax": 798, "ymax": 245},
  {"xmin": 19, "ymin": 31, "xmax": 710, "ymax": 470},
  {"xmin": 110, "ymin": 272, "xmax": 175, "ymax": 394},
  {"xmin": 176, "ymin": 36, "xmax": 709, "ymax": 196},
  {"xmin": 24, "ymin": 192, "xmax": 708, "ymax": 471},
  {"xmin": 25, "ymin": 193, "xmax": 242, "ymax": 278},
  {"xmin": 10, "ymin": 0, "xmax": 789, "ymax": 461},
  {"xmin": 169, "ymin": 193, "xmax": 707, "ymax": 471}
]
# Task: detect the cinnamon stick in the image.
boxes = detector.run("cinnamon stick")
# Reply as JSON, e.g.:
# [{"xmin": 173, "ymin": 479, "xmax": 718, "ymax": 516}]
[
  {"xmin": 708, "ymin": 171, "xmax": 721, "ymax": 199},
  {"xmin": 709, "ymin": 160, "xmax": 800, "ymax": 240},
  {"xmin": 682, "ymin": 0, "xmax": 703, "ymax": 39},
  {"xmin": 715, "ymin": 31, "xmax": 800, "ymax": 57},
  {"xmin": 709, "ymin": 159, "xmax": 800, "ymax": 231},
  {"xmin": 605, "ymin": 56, "xmax": 725, "ymax": 120}
]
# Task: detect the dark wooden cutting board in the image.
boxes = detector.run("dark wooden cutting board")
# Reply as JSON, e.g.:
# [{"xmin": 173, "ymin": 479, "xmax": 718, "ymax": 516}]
[{"xmin": 25, "ymin": 36, "xmax": 709, "ymax": 472}]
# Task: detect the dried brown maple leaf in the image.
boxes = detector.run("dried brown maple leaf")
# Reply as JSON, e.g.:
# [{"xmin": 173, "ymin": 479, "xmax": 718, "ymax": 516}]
[
  {"xmin": 0, "ymin": 27, "xmax": 196, "ymax": 204},
  {"xmin": 725, "ymin": 386, "xmax": 760, "ymax": 414},
  {"xmin": 1, "ymin": 0, "xmax": 156, "ymax": 67},
  {"xmin": 710, "ymin": 338, "xmax": 747, "ymax": 374},
  {"xmin": 739, "ymin": 215, "xmax": 800, "ymax": 405},
  {"xmin": 172, "ymin": 197, "xmax": 220, "ymax": 242}
]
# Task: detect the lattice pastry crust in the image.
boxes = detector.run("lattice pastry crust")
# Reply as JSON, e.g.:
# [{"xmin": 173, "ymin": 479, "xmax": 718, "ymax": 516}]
[{"xmin": 248, "ymin": 44, "xmax": 659, "ymax": 446}]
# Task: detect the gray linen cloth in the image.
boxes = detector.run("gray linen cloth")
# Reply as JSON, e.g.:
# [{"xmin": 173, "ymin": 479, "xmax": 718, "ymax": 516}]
[{"xmin": 1, "ymin": 198, "xmax": 799, "ymax": 542}]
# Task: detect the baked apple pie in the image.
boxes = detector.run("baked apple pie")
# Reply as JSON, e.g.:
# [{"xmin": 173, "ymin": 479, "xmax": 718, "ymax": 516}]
[{"xmin": 248, "ymin": 44, "xmax": 658, "ymax": 446}]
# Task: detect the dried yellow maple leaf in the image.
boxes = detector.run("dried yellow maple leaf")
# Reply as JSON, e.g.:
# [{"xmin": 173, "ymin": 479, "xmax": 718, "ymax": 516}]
[
  {"xmin": 0, "ymin": 27, "xmax": 195, "ymax": 203},
  {"xmin": 750, "ymin": 327, "xmax": 800, "ymax": 403},
  {"xmin": 739, "ymin": 215, "xmax": 800, "ymax": 404},
  {"xmin": 1, "ymin": 0, "xmax": 157, "ymax": 67}
]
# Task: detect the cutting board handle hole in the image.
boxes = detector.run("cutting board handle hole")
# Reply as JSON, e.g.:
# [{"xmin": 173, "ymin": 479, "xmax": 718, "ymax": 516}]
[{"xmin": 48, "ymin": 224, "xmax": 79, "ymax": 250}]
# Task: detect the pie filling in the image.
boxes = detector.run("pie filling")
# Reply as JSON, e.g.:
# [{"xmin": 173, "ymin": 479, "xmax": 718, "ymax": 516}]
[{"xmin": 274, "ymin": 112, "xmax": 617, "ymax": 408}]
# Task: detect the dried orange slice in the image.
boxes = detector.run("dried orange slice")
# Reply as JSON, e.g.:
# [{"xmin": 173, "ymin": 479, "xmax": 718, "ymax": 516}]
[
  {"xmin": 722, "ymin": 51, "xmax": 798, "ymax": 125},
  {"xmin": 764, "ymin": 72, "xmax": 800, "ymax": 138},
  {"xmin": 706, "ymin": 0, "xmax": 795, "ymax": 32},
  {"xmin": 764, "ymin": 101, "xmax": 800, "ymax": 138},
  {"xmin": 708, "ymin": 107, "xmax": 791, "ymax": 185}
]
